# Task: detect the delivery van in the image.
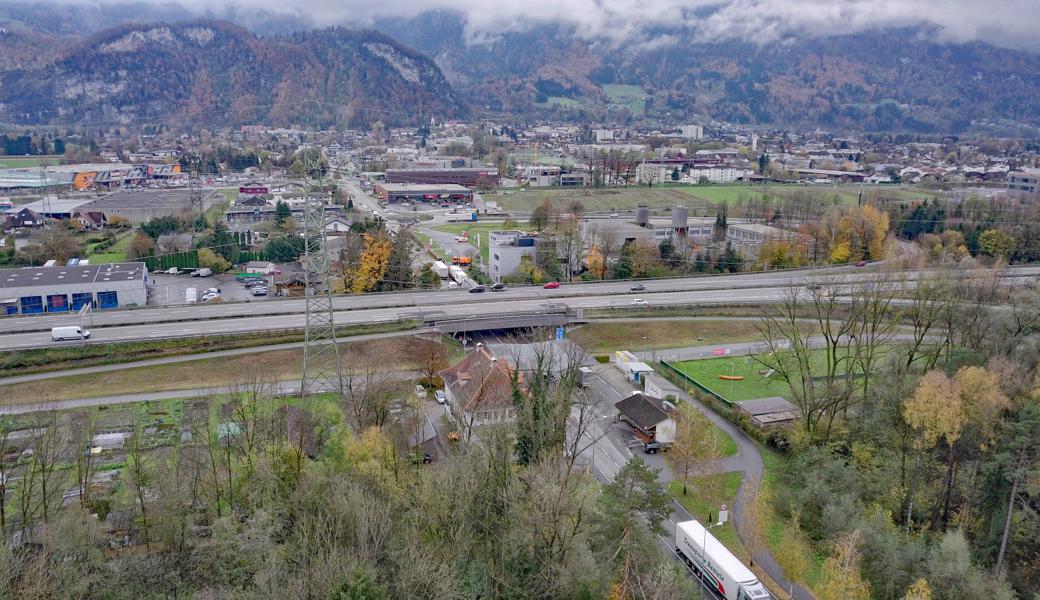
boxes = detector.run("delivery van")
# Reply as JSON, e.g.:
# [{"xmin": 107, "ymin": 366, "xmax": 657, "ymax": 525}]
[{"xmin": 51, "ymin": 326, "xmax": 90, "ymax": 342}]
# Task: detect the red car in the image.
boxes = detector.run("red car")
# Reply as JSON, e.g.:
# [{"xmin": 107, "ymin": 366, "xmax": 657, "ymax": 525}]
[
  {"xmin": 543, "ymin": 281, "xmax": 560, "ymax": 289},
  {"xmin": 855, "ymin": 260, "xmax": 867, "ymax": 267}
]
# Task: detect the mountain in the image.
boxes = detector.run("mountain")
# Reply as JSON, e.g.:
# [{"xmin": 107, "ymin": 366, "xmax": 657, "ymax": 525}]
[
  {"xmin": 375, "ymin": 12, "xmax": 1040, "ymax": 134},
  {"xmin": 0, "ymin": 19, "xmax": 465, "ymax": 128}
]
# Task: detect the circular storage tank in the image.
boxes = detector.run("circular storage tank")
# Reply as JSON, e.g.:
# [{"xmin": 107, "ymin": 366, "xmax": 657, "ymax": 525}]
[
  {"xmin": 635, "ymin": 205, "xmax": 650, "ymax": 227},
  {"xmin": 671, "ymin": 205, "xmax": 689, "ymax": 230}
]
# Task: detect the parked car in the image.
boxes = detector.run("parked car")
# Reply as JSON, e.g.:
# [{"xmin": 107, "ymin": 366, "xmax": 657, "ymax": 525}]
[
  {"xmin": 252, "ymin": 286, "xmax": 268, "ymax": 296},
  {"xmin": 643, "ymin": 441, "xmax": 668, "ymax": 454},
  {"xmin": 631, "ymin": 298, "xmax": 648, "ymax": 306},
  {"xmin": 204, "ymin": 287, "xmax": 220, "ymax": 295},
  {"xmin": 630, "ymin": 284, "xmax": 646, "ymax": 291},
  {"xmin": 491, "ymin": 283, "xmax": 506, "ymax": 291},
  {"xmin": 469, "ymin": 285, "xmax": 486, "ymax": 293},
  {"xmin": 435, "ymin": 390, "xmax": 446, "ymax": 404},
  {"xmin": 543, "ymin": 281, "xmax": 560, "ymax": 289},
  {"xmin": 201, "ymin": 293, "xmax": 219, "ymax": 302}
]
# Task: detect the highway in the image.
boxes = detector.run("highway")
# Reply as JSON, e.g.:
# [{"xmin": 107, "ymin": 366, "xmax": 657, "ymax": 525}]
[{"xmin": 2, "ymin": 266, "xmax": 1037, "ymax": 350}]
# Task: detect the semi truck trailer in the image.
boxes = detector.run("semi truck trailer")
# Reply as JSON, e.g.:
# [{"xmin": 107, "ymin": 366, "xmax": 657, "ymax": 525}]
[{"xmin": 674, "ymin": 520, "xmax": 771, "ymax": 600}]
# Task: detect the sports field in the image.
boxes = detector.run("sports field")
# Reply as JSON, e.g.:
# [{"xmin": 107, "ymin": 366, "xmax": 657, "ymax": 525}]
[
  {"xmin": 673, "ymin": 355, "xmax": 794, "ymax": 401},
  {"xmin": 0, "ymin": 156, "xmax": 52, "ymax": 168}
]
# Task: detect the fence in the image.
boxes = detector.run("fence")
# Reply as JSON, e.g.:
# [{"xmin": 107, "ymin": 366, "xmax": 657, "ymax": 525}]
[{"xmin": 659, "ymin": 359, "xmax": 734, "ymax": 407}]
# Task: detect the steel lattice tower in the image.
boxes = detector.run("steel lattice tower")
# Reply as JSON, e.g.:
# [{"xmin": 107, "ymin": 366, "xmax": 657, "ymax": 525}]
[
  {"xmin": 188, "ymin": 154, "xmax": 205, "ymax": 242},
  {"xmin": 300, "ymin": 144, "xmax": 345, "ymax": 400}
]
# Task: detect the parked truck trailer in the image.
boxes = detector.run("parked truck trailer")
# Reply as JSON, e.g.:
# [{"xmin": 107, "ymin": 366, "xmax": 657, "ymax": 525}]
[
  {"xmin": 674, "ymin": 520, "xmax": 771, "ymax": 600},
  {"xmin": 432, "ymin": 260, "xmax": 450, "ymax": 279},
  {"xmin": 448, "ymin": 265, "xmax": 468, "ymax": 285}
]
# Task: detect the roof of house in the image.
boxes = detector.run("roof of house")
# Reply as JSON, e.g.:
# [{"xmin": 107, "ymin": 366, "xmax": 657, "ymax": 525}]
[
  {"xmin": 736, "ymin": 396, "xmax": 797, "ymax": 416},
  {"xmin": 440, "ymin": 345, "xmax": 517, "ymax": 413},
  {"xmin": 614, "ymin": 392, "xmax": 673, "ymax": 429}
]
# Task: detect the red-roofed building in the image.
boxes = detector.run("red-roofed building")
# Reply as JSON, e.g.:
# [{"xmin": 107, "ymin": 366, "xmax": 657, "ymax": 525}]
[{"xmin": 440, "ymin": 345, "xmax": 519, "ymax": 439}]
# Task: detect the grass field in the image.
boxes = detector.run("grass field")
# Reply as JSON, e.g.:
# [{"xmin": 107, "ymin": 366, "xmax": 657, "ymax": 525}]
[
  {"xmin": 86, "ymin": 232, "xmax": 133, "ymax": 263},
  {"xmin": 601, "ymin": 84, "xmax": 648, "ymax": 115},
  {"xmin": 668, "ymin": 473, "xmax": 746, "ymax": 557},
  {"xmin": 535, "ymin": 96, "xmax": 582, "ymax": 108},
  {"xmin": 569, "ymin": 320, "xmax": 762, "ymax": 354},
  {"xmin": 494, "ymin": 184, "xmax": 935, "ymax": 214},
  {"xmin": 673, "ymin": 354, "xmax": 795, "ymax": 401},
  {"xmin": 0, "ymin": 336, "xmax": 431, "ymax": 405},
  {"xmin": 433, "ymin": 222, "xmax": 531, "ymax": 261},
  {"xmin": 0, "ymin": 156, "xmax": 54, "ymax": 168}
]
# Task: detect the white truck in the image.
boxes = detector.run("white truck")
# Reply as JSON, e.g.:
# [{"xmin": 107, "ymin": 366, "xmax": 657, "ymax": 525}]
[
  {"xmin": 192, "ymin": 267, "xmax": 213, "ymax": 277},
  {"xmin": 674, "ymin": 520, "xmax": 772, "ymax": 600},
  {"xmin": 448, "ymin": 265, "xmax": 468, "ymax": 285},
  {"xmin": 185, "ymin": 287, "xmax": 198, "ymax": 304},
  {"xmin": 432, "ymin": 260, "xmax": 450, "ymax": 279}
]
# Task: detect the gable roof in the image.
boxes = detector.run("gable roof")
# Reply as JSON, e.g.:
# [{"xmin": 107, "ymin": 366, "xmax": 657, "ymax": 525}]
[
  {"xmin": 614, "ymin": 392, "xmax": 672, "ymax": 429},
  {"xmin": 441, "ymin": 346, "xmax": 517, "ymax": 413}
]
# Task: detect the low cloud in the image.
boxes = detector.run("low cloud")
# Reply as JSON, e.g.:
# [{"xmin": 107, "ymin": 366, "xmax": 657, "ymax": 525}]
[{"xmin": 89, "ymin": 0, "xmax": 1040, "ymax": 51}]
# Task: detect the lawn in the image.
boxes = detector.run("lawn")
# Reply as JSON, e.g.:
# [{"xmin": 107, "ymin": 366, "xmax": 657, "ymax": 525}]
[
  {"xmin": 494, "ymin": 184, "xmax": 935, "ymax": 214},
  {"xmin": 668, "ymin": 473, "xmax": 746, "ymax": 558},
  {"xmin": 601, "ymin": 84, "xmax": 648, "ymax": 115},
  {"xmin": 569, "ymin": 320, "xmax": 762, "ymax": 355},
  {"xmin": 0, "ymin": 336, "xmax": 433, "ymax": 405},
  {"xmin": 0, "ymin": 156, "xmax": 53, "ymax": 168},
  {"xmin": 536, "ymin": 96, "xmax": 582, "ymax": 108},
  {"xmin": 673, "ymin": 354, "xmax": 796, "ymax": 402},
  {"xmin": 433, "ymin": 221, "xmax": 532, "ymax": 262},
  {"xmin": 86, "ymin": 232, "xmax": 133, "ymax": 263}
]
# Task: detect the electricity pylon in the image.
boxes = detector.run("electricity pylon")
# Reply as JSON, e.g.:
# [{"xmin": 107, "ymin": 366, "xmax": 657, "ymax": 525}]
[{"xmin": 300, "ymin": 144, "xmax": 345, "ymax": 400}]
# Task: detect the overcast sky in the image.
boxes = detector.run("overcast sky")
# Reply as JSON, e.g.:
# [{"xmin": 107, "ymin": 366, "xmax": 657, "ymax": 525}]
[{"xmin": 95, "ymin": 0, "xmax": 1040, "ymax": 51}]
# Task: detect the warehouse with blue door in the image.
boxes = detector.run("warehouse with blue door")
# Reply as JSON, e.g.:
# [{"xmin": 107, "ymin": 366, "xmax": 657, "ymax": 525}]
[{"xmin": 0, "ymin": 262, "xmax": 147, "ymax": 316}]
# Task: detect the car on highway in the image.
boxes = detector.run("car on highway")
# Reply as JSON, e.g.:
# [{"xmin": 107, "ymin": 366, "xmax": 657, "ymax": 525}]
[
  {"xmin": 51, "ymin": 326, "xmax": 90, "ymax": 342},
  {"xmin": 609, "ymin": 213, "xmax": 619, "ymax": 218},
  {"xmin": 543, "ymin": 281, "xmax": 560, "ymax": 289},
  {"xmin": 855, "ymin": 260, "xmax": 867, "ymax": 267},
  {"xmin": 807, "ymin": 283, "xmax": 822, "ymax": 291},
  {"xmin": 469, "ymin": 285, "xmax": 486, "ymax": 293},
  {"xmin": 491, "ymin": 283, "xmax": 506, "ymax": 291},
  {"xmin": 630, "ymin": 284, "xmax": 646, "ymax": 291},
  {"xmin": 643, "ymin": 441, "xmax": 668, "ymax": 454},
  {"xmin": 631, "ymin": 298, "xmax": 648, "ymax": 306}
]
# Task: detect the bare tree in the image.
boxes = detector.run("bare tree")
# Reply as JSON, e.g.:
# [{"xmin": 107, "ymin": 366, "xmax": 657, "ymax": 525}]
[
  {"xmin": 126, "ymin": 420, "xmax": 152, "ymax": 544},
  {"xmin": 342, "ymin": 343, "xmax": 397, "ymax": 428}
]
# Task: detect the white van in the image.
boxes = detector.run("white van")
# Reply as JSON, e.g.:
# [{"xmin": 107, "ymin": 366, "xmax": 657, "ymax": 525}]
[{"xmin": 51, "ymin": 326, "xmax": 90, "ymax": 342}]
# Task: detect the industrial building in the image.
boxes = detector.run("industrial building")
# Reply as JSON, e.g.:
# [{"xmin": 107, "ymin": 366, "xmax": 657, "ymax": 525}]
[
  {"xmin": 488, "ymin": 230, "xmax": 538, "ymax": 282},
  {"xmin": 372, "ymin": 183, "xmax": 473, "ymax": 203},
  {"xmin": 0, "ymin": 262, "xmax": 148, "ymax": 316},
  {"xmin": 384, "ymin": 168, "xmax": 498, "ymax": 188},
  {"xmin": 0, "ymin": 163, "xmax": 183, "ymax": 194},
  {"xmin": 77, "ymin": 189, "xmax": 221, "ymax": 224},
  {"xmin": 1008, "ymin": 169, "xmax": 1040, "ymax": 196}
]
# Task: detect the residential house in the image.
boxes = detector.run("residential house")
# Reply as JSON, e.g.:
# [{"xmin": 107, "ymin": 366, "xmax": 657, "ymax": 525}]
[
  {"xmin": 73, "ymin": 211, "xmax": 107, "ymax": 230},
  {"xmin": 440, "ymin": 345, "xmax": 518, "ymax": 436},
  {"xmin": 5, "ymin": 207, "xmax": 44, "ymax": 230},
  {"xmin": 614, "ymin": 392, "xmax": 676, "ymax": 444}
]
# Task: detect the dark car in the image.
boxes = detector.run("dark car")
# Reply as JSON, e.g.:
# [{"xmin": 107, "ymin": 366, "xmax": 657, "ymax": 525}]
[
  {"xmin": 643, "ymin": 441, "xmax": 668, "ymax": 454},
  {"xmin": 543, "ymin": 281, "xmax": 560, "ymax": 289},
  {"xmin": 806, "ymin": 283, "xmax": 822, "ymax": 291},
  {"xmin": 491, "ymin": 283, "xmax": 506, "ymax": 291},
  {"xmin": 630, "ymin": 284, "xmax": 646, "ymax": 291},
  {"xmin": 469, "ymin": 285, "xmax": 486, "ymax": 293}
]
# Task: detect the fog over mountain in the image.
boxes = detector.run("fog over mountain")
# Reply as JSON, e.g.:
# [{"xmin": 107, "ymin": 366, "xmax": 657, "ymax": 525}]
[{"xmin": 37, "ymin": 0, "xmax": 1040, "ymax": 52}]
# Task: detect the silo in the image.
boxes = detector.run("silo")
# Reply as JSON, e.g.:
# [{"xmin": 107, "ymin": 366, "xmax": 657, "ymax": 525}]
[
  {"xmin": 635, "ymin": 205, "xmax": 650, "ymax": 227},
  {"xmin": 671, "ymin": 205, "xmax": 689, "ymax": 236}
]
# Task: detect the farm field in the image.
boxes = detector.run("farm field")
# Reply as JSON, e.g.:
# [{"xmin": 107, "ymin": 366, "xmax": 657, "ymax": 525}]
[{"xmin": 601, "ymin": 84, "xmax": 648, "ymax": 115}]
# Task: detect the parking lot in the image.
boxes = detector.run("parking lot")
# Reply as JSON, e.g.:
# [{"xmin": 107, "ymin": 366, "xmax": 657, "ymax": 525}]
[{"xmin": 147, "ymin": 272, "xmax": 276, "ymax": 306}]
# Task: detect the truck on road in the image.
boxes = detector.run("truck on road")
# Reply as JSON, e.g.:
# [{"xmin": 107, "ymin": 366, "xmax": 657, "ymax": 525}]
[
  {"xmin": 432, "ymin": 260, "xmax": 450, "ymax": 279},
  {"xmin": 674, "ymin": 520, "xmax": 772, "ymax": 600}
]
